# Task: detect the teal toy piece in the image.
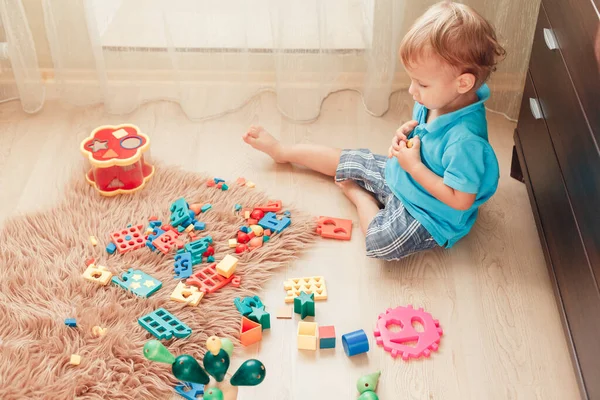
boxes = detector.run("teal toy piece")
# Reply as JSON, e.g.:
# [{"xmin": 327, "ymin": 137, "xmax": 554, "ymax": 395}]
[
  {"xmin": 247, "ymin": 306, "xmax": 271, "ymax": 330},
  {"xmin": 112, "ymin": 268, "xmax": 162, "ymax": 298},
  {"xmin": 172, "ymin": 354, "xmax": 210, "ymax": 385},
  {"xmin": 230, "ymin": 359, "xmax": 266, "ymax": 386},
  {"xmin": 170, "ymin": 198, "xmax": 191, "ymax": 228},
  {"xmin": 143, "ymin": 340, "xmax": 176, "ymax": 364},
  {"xmin": 203, "ymin": 387, "xmax": 224, "ymax": 400},
  {"xmin": 203, "ymin": 348, "xmax": 230, "ymax": 382},
  {"xmin": 174, "ymin": 252, "xmax": 193, "ymax": 279},
  {"xmin": 234, "ymin": 296, "xmax": 264, "ymax": 316},
  {"xmin": 138, "ymin": 308, "xmax": 191, "ymax": 340},
  {"xmin": 294, "ymin": 291, "xmax": 315, "ymax": 319},
  {"xmin": 220, "ymin": 338, "xmax": 234, "ymax": 357}
]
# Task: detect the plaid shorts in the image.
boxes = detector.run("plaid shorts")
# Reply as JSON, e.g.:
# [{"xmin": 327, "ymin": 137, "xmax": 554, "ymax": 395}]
[{"xmin": 335, "ymin": 149, "xmax": 437, "ymax": 260}]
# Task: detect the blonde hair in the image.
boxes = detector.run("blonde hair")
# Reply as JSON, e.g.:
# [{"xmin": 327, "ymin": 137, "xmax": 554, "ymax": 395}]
[{"xmin": 400, "ymin": 1, "xmax": 506, "ymax": 86}]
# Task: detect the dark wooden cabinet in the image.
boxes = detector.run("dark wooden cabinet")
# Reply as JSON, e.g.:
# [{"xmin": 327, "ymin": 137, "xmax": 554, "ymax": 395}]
[{"xmin": 512, "ymin": 0, "xmax": 600, "ymax": 399}]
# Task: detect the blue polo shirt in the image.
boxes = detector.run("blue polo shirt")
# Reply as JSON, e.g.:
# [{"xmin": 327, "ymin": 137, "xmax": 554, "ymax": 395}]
[{"xmin": 385, "ymin": 84, "xmax": 499, "ymax": 248}]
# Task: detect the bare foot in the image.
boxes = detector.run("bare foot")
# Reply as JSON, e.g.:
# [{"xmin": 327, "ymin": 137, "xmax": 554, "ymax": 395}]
[
  {"xmin": 242, "ymin": 125, "xmax": 287, "ymax": 163},
  {"xmin": 336, "ymin": 180, "xmax": 380, "ymax": 206}
]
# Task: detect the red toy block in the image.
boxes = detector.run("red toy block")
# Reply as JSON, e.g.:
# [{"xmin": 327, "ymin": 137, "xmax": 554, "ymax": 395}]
[
  {"xmin": 186, "ymin": 263, "xmax": 240, "ymax": 294},
  {"xmin": 202, "ymin": 245, "xmax": 215, "ymax": 257},
  {"xmin": 149, "ymin": 216, "xmax": 158, "ymax": 221},
  {"xmin": 207, "ymin": 179, "xmax": 216, "ymax": 187},
  {"xmin": 316, "ymin": 216, "xmax": 353, "ymax": 241},
  {"xmin": 236, "ymin": 177, "xmax": 246, "ymax": 186},
  {"xmin": 85, "ymin": 258, "xmax": 95, "ymax": 267},
  {"xmin": 247, "ymin": 218, "xmax": 258, "ymax": 225},
  {"xmin": 216, "ymin": 183, "xmax": 223, "ymax": 189},
  {"xmin": 110, "ymin": 224, "xmax": 146, "ymax": 254},
  {"xmin": 319, "ymin": 325, "xmax": 335, "ymax": 338},
  {"xmin": 152, "ymin": 230, "xmax": 182, "ymax": 254},
  {"xmin": 237, "ymin": 231, "xmax": 250, "ymax": 244},
  {"xmin": 235, "ymin": 244, "xmax": 248, "ymax": 253},
  {"xmin": 255, "ymin": 200, "xmax": 282, "ymax": 213},
  {"xmin": 250, "ymin": 210, "xmax": 265, "ymax": 220}
]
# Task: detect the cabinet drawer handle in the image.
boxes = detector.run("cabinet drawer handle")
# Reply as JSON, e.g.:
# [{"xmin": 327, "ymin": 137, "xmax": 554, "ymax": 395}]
[
  {"xmin": 543, "ymin": 28, "xmax": 559, "ymax": 50},
  {"xmin": 529, "ymin": 98, "xmax": 543, "ymax": 120}
]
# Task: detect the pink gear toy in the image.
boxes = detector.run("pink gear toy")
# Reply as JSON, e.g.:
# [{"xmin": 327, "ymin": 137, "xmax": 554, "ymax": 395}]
[{"xmin": 374, "ymin": 305, "xmax": 443, "ymax": 360}]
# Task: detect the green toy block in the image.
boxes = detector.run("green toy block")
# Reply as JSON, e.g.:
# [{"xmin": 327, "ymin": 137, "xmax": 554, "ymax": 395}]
[
  {"xmin": 294, "ymin": 291, "xmax": 315, "ymax": 319},
  {"xmin": 247, "ymin": 306, "xmax": 271, "ymax": 330}
]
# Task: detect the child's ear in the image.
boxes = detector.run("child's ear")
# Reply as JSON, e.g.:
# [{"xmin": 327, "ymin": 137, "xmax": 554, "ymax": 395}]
[{"xmin": 456, "ymin": 73, "xmax": 476, "ymax": 94}]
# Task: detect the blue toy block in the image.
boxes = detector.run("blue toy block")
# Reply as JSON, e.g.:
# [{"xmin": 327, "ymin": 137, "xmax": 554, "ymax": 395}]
[
  {"xmin": 283, "ymin": 210, "xmax": 291, "ymax": 217},
  {"xmin": 240, "ymin": 226, "xmax": 251, "ymax": 233},
  {"xmin": 149, "ymin": 220, "xmax": 162, "ymax": 228},
  {"xmin": 174, "ymin": 252, "xmax": 193, "ymax": 279},
  {"xmin": 235, "ymin": 204, "xmax": 242, "ymax": 211},
  {"xmin": 221, "ymin": 184, "xmax": 229, "ymax": 191},
  {"xmin": 201, "ymin": 204, "xmax": 212, "ymax": 213},
  {"xmin": 175, "ymin": 382, "xmax": 205, "ymax": 400},
  {"xmin": 342, "ymin": 329, "xmax": 369, "ymax": 357},
  {"xmin": 112, "ymin": 268, "xmax": 162, "ymax": 298},
  {"xmin": 106, "ymin": 242, "xmax": 117, "ymax": 255},
  {"xmin": 207, "ymin": 255, "xmax": 215, "ymax": 263},
  {"xmin": 138, "ymin": 308, "xmax": 191, "ymax": 340},
  {"xmin": 65, "ymin": 318, "xmax": 77, "ymax": 327},
  {"xmin": 188, "ymin": 210, "xmax": 196, "ymax": 220},
  {"xmin": 214, "ymin": 178, "xmax": 225, "ymax": 184},
  {"xmin": 234, "ymin": 296, "xmax": 264, "ymax": 316},
  {"xmin": 170, "ymin": 198, "xmax": 190, "ymax": 227},
  {"xmin": 258, "ymin": 212, "xmax": 291, "ymax": 234},
  {"xmin": 146, "ymin": 228, "xmax": 165, "ymax": 252},
  {"xmin": 193, "ymin": 221, "xmax": 206, "ymax": 231},
  {"xmin": 185, "ymin": 236, "xmax": 212, "ymax": 265}
]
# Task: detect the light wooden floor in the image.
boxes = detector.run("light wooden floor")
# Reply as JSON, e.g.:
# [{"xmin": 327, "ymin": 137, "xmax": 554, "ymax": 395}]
[{"xmin": 0, "ymin": 91, "xmax": 581, "ymax": 400}]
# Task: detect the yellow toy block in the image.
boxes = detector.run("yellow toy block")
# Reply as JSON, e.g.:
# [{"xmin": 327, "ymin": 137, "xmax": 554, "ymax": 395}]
[
  {"xmin": 297, "ymin": 321, "xmax": 318, "ymax": 350},
  {"xmin": 246, "ymin": 181, "xmax": 255, "ymax": 188},
  {"xmin": 82, "ymin": 264, "xmax": 113, "ymax": 286},
  {"xmin": 145, "ymin": 227, "xmax": 154, "ymax": 235},
  {"xmin": 249, "ymin": 225, "xmax": 264, "ymax": 237},
  {"xmin": 216, "ymin": 254, "xmax": 238, "ymax": 279},
  {"xmin": 184, "ymin": 224, "xmax": 194, "ymax": 233},
  {"xmin": 92, "ymin": 326, "xmax": 107, "ymax": 337},
  {"xmin": 229, "ymin": 239, "xmax": 238, "ymax": 248},
  {"xmin": 283, "ymin": 276, "xmax": 327, "ymax": 303},
  {"xmin": 89, "ymin": 236, "xmax": 98, "ymax": 246},
  {"xmin": 170, "ymin": 282, "xmax": 204, "ymax": 306},
  {"xmin": 70, "ymin": 354, "xmax": 81, "ymax": 365},
  {"xmin": 244, "ymin": 211, "xmax": 251, "ymax": 219}
]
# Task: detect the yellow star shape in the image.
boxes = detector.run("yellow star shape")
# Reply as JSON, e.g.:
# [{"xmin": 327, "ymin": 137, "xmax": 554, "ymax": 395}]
[
  {"xmin": 130, "ymin": 282, "xmax": 141, "ymax": 289},
  {"xmin": 132, "ymin": 274, "xmax": 142, "ymax": 281},
  {"xmin": 143, "ymin": 280, "xmax": 155, "ymax": 288}
]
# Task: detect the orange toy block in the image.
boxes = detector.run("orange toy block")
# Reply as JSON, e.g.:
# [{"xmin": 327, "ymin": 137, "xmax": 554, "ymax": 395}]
[
  {"xmin": 316, "ymin": 216, "xmax": 353, "ymax": 241},
  {"xmin": 170, "ymin": 282, "xmax": 204, "ymax": 306},
  {"xmin": 110, "ymin": 224, "xmax": 146, "ymax": 254},
  {"xmin": 236, "ymin": 177, "xmax": 246, "ymax": 185},
  {"xmin": 255, "ymin": 200, "xmax": 282, "ymax": 213},
  {"xmin": 186, "ymin": 263, "xmax": 240, "ymax": 294},
  {"xmin": 82, "ymin": 264, "xmax": 113, "ymax": 286},
  {"xmin": 240, "ymin": 316, "xmax": 262, "ymax": 346},
  {"xmin": 216, "ymin": 254, "xmax": 238, "ymax": 279},
  {"xmin": 152, "ymin": 230, "xmax": 183, "ymax": 254}
]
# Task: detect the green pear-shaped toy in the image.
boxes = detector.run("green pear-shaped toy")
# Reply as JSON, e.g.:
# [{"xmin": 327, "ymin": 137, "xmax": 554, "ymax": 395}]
[
  {"xmin": 203, "ymin": 387, "xmax": 224, "ymax": 400},
  {"xmin": 220, "ymin": 337, "xmax": 234, "ymax": 357},
  {"xmin": 172, "ymin": 354, "xmax": 210, "ymax": 385},
  {"xmin": 142, "ymin": 340, "xmax": 176, "ymax": 364},
  {"xmin": 358, "ymin": 392, "xmax": 379, "ymax": 400},
  {"xmin": 357, "ymin": 371, "xmax": 381, "ymax": 394},
  {"xmin": 203, "ymin": 348, "xmax": 230, "ymax": 382},
  {"xmin": 230, "ymin": 359, "xmax": 266, "ymax": 386}
]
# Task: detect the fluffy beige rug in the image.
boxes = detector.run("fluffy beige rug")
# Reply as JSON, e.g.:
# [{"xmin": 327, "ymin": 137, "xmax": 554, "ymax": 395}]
[{"xmin": 0, "ymin": 164, "xmax": 316, "ymax": 399}]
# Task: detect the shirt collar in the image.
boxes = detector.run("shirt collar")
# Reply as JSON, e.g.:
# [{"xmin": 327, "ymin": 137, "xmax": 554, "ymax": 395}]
[{"xmin": 423, "ymin": 84, "xmax": 490, "ymax": 132}]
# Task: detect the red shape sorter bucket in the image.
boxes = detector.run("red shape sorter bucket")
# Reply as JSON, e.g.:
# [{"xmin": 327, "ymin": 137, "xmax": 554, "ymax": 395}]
[{"xmin": 80, "ymin": 124, "xmax": 154, "ymax": 196}]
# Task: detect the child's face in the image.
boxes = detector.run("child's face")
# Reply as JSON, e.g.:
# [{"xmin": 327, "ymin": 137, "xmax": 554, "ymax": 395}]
[{"xmin": 404, "ymin": 55, "xmax": 464, "ymax": 111}]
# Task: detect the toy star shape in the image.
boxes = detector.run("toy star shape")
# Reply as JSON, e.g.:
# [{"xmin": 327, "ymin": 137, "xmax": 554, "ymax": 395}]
[
  {"xmin": 132, "ymin": 274, "xmax": 142, "ymax": 281},
  {"xmin": 130, "ymin": 282, "xmax": 141, "ymax": 289},
  {"xmin": 296, "ymin": 291, "xmax": 313, "ymax": 306},
  {"xmin": 248, "ymin": 306, "xmax": 268, "ymax": 321},
  {"xmin": 143, "ymin": 280, "xmax": 155, "ymax": 288},
  {"xmin": 88, "ymin": 139, "xmax": 108, "ymax": 152}
]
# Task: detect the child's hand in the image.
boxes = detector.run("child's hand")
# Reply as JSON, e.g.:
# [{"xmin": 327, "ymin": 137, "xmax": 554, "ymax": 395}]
[
  {"xmin": 388, "ymin": 120, "xmax": 418, "ymax": 158},
  {"xmin": 391, "ymin": 135, "xmax": 422, "ymax": 173}
]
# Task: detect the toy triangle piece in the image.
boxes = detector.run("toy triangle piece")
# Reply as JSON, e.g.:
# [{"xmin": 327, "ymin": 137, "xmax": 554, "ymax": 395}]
[
  {"xmin": 240, "ymin": 316, "xmax": 262, "ymax": 346},
  {"xmin": 102, "ymin": 149, "xmax": 119, "ymax": 159}
]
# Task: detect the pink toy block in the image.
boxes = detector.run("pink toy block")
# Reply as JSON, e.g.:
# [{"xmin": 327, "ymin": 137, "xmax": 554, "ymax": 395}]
[
  {"xmin": 110, "ymin": 224, "xmax": 146, "ymax": 254},
  {"xmin": 373, "ymin": 305, "xmax": 443, "ymax": 360}
]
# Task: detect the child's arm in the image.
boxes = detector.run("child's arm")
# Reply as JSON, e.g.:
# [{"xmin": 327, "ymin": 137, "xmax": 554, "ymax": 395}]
[{"xmin": 391, "ymin": 137, "xmax": 476, "ymax": 211}]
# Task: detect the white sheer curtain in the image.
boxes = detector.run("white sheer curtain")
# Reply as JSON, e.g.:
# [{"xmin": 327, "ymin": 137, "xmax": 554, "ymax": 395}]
[{"xmin": 1, "ymin": 0, "xmax": 540, "ymax": 121}]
